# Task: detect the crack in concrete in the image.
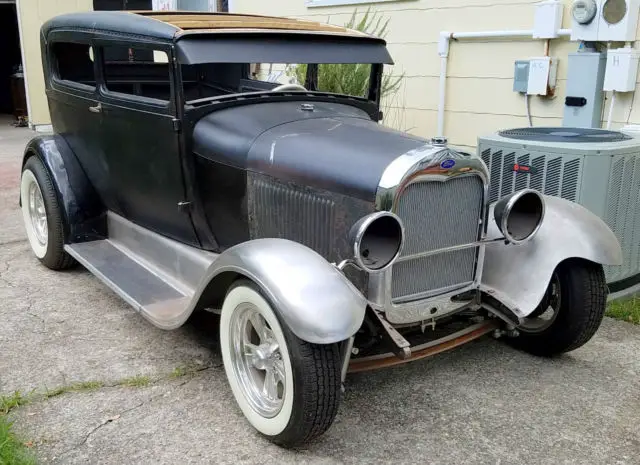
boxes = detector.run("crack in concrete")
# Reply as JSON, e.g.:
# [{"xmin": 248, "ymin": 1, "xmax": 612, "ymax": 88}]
[
  {"xmin": 0, "ymin": 260, "xmax": 15, "ymax": 289},
  {"xmin": 0, "ymin": 238, "xmax": 27, "ymax": 247},
  {"xmin": 55, "ymin": 370, "xmax": 211, "ymax": 461},
  {"xmin": 1, "ymin": 363, "xmax": 222, "ymax": 410},
  {"xmin": 55, "ymin": 401, "xmax": 146, "ymax": 460},
  {"xmin": 80, "ymin": 401, "xmax": 145, "ymax": 446},
  {"xmin": 174, "ymin": 364, "xmax": 220, "ymax": 387},
  {"xmin": 25, "ymin": 301, "xmax": 46, "ymax": 334}
]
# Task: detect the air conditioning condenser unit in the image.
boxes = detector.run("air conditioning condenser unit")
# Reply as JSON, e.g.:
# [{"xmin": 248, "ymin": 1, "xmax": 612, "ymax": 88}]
[{"xmin": 478, "ymin": 127, "xmax": 640, "ymax": 297}]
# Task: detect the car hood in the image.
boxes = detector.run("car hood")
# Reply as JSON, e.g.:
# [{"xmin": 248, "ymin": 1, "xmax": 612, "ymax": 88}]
[{"xmin": 192, "ymin": 100, "xmax": 427, "ymax": 201}]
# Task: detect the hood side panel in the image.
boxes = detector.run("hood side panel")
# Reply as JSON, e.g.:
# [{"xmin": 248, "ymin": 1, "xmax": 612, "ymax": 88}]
[
  {"xmin": 192, "ymin": 101, "xmax": 427, "ymax": 202},
  {"xmin": 192, "ymin": 101, "xmax": 372, "ymax": 168},
  {"xmin": 248, "ymin": 116, "xmax": 426, "ymax": 201}
]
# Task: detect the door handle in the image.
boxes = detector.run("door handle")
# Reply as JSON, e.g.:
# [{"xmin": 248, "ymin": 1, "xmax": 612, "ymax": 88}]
[{"xmin": 88, "ymin": 103, "xmax": 102, "ymax": 113}]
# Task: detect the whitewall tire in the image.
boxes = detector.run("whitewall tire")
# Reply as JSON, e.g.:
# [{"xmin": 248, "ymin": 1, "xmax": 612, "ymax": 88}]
[
  {"xmin": 220, "ymin": 279, "xmax": 343, "ymax": 447},
  {"xmin": 20, "ymin": 156, "xmax": 75, "ymax": 270}
]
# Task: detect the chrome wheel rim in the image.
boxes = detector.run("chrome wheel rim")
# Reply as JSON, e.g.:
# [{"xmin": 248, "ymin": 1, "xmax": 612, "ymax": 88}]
[
  {"xmin": 519, "ymin": 273, "xmax": 561, "ymax": 333},
  {"xmin": 229, "ymin": 303, "xmax": 286, "ymax": 418},
  {"xmin": 27, "ymin": 179, "xmax": 47, "ymax": 246}
]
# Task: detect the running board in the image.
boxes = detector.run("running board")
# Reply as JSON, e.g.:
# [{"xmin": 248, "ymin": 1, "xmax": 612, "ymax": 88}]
[{"xmin": 65, "ymin": 240, "xmax": 191, "ymax": 328}]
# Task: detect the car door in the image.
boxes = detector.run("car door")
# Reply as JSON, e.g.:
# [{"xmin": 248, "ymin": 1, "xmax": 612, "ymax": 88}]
[
  {"xmin": 95, "ymin": 40, "xmax": 200, "ymax": 247},
  {"xmin": 45, "ymin": 35, "xmax": 116, "ymax": 210}
]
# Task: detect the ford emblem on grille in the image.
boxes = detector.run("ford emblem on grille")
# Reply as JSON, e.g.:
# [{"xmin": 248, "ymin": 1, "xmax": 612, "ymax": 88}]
[{"xmin": 440, "ymin": 159, "xmax": 456, "ymax": 169}]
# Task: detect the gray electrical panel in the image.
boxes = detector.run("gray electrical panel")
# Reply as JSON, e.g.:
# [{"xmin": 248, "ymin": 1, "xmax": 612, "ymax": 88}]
[
  {"xmin": 563, "ymin": 52, "xmax": 607, "ymax": 128},
  {"xmin": 513, "ymin": 60, "xmax": 530, "ymax": 92}
]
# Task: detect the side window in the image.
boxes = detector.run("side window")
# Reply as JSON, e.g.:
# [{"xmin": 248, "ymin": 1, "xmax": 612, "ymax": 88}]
[
  {"xmin": 51, "ymin": 42, "xmax": 96, "ymax": 90},
  {"xmin": 101, "ymin": 45, "xmax": 171, "ymax": 104}
]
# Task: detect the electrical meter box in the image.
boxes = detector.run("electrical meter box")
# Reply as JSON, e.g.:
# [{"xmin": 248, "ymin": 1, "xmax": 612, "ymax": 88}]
[{"xmin": 571, "ymin": 0, "xmax": 640, "ymax": 42}]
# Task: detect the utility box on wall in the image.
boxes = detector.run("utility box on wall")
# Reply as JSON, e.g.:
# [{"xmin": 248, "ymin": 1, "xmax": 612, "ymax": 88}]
[
  {"xmin": 527, "ymin": 57, "xmax": 558, "ymax": 95},
  {"xmin": 533, "ymin": 0, "xmax": 564, "ymax": 38},
  {"xmin": 570, "ymin": 0, "xmax": 640, "ymax": 42},
  {"xmin": 563, "ymin": 52, "xmax": 607, "ymax": 128},
  {"xmin": 604, "ymin": 47, "xmax": 640, "ymax": 92},
  {"xmin": 513, "ymin": 60, "xmax": 530, "ymax": 92}
]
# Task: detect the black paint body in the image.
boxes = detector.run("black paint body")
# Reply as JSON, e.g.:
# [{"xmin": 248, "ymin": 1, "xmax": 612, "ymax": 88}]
[
  {"xmin": 22, "ymin": 135, "xmax": 107, "ymax": 243},
  {"xmin": 28, "ymin": 11, "xmax": 431, "ymax": 291}
]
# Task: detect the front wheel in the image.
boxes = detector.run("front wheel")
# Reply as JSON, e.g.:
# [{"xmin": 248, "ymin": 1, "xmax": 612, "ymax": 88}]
[
  {"xmin": 219, "ymin": 280, "xmax": 342, "ymax": 447},
  {"xmin": 509, "ymin": 259, "xmax": 608, "ymax": 357}
]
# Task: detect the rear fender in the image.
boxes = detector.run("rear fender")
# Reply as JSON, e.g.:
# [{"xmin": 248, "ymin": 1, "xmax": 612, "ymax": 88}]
[
  {"xmin": 480, "ymin": 195, "xmax": 622, "ymax": 318},
  {"xmin": 22, "ymin": 135, "xmax": 105, "ymax": 243}
]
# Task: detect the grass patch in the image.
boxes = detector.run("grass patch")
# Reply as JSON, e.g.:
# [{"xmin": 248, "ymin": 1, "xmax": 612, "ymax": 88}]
[
  {"xmin": 0, "ymin": 417, "xmax": 36, "ymax": 465},
  {"xmin": 44, "ymin": 381, "xmax": 104, "ymax": 399},
  {"xmin": 117, "ymin": 375, "xmax": 150, "ymax": 388},
  {"xmin": 169, "ymin": 367, "xmax": 187, "ymax": 379},
  {"xmin": 607, "ymin": 296, "xmax": 640, "ymax": 324},
  {"xmin": 0, "ymin": 392, "xmax": 31, "ymax": 416},
  {"xmin": 1, "ymin": 393, "xmax": 36, "ymax": 465}
]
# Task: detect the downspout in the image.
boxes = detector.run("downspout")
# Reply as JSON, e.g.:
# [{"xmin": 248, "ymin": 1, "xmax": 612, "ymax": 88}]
[{"xmin": 437, "ymin": 29, "xmax": 571, "ymax": 137}]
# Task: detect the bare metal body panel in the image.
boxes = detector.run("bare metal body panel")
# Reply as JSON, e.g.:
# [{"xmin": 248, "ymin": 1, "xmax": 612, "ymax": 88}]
[
  {"xmin": 66, "ymin": 212, "xmax": 367, "ymax": 343},
  {"xmin": 480, "ymin": 195, "xmax": 623, "ymax": 318}
]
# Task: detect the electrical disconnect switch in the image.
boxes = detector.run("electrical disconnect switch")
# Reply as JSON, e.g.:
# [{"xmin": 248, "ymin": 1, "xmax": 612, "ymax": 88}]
[
  {"xmin": 527, "ymin": 57, "xmax": 558, "ymax": 96},
  {"xmin": 563, "ymin": 52, "xmax": 607, "ymax": 128},
  {"xmin": 513, "ymin": 60, "xmax": 530, "ymax": 92}
]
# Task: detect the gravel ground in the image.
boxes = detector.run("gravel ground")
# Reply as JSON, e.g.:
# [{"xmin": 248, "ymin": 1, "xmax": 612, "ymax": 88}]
[{"xmin": 1, "ymin": 119, "xmax": 639, "ymax": 464}]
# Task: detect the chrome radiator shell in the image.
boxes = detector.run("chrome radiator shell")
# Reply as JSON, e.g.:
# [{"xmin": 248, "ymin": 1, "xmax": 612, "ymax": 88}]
[
  {"xmin": 392, "ymin": 175, "xmax": 484, "ymax": 301},
  {"xmin": 369, "ymin": 142, "xmax": 489, "ymax": 323}
]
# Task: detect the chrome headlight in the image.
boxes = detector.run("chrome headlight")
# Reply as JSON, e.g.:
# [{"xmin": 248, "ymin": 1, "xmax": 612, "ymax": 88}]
[
  {"xmin": 494, "ymin": 189, "xmax": 545, "ymax": 244},
  {"xmin": 348, "ymin": 211, "xmax": 404, "ymax": 272}
]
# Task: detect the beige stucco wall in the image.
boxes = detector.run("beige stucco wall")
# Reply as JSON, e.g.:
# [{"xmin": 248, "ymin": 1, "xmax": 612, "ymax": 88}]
[
  {"xmin": 17, "ymin": 0, "xmax": 93, "ymax": 127},
  {"xmin": 231, "ymin": 0, "xmax": 640, "ymax": 151}
]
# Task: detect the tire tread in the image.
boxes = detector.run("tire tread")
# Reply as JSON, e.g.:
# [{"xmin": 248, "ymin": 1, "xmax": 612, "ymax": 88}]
[
  {"xmin": 563, "ymin": 263, "xmax": 607, "ymax": 353},
  {"xmin": 295, "ymin": 340, "xmax": 341, "ymax": 443},
  {"xmin": 510, "ymin": 259, "xmax": 607, "ymax": 357}
]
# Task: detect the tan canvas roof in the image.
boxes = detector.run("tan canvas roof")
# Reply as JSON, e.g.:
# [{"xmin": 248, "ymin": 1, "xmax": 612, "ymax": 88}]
[{"xmin": 132, "ymin": 11, "xmax": 365, "ymax": 37}]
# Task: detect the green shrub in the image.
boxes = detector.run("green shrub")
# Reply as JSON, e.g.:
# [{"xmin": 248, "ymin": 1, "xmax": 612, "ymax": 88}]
[{"xmin": 289, "ymin": 8, "xmax": 404, "ymax": 98}]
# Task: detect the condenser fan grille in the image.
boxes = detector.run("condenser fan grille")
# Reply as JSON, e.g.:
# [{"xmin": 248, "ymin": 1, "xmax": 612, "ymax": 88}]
[{"xmin": 498, "ymin": 127, "xmax": 631, "ymax": 143}]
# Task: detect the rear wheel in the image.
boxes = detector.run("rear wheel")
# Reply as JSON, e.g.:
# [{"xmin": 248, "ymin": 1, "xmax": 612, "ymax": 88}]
[
  {"xmin": 20, "ymin": 156, "xmax": 75, "ymax": 270},
  {"xmin": 219, "ymin": 280, "xmax": 342, "ymax": 447},
  {"xmin": 509, "ymin": 259, "xmax": 608, "ymax": 356}
]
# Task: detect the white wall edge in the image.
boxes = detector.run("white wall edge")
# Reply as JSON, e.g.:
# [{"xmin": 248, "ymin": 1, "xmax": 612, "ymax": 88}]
[
  {"xmin": 15, "ymin": 0, "xmax": 33, "ymax": 126},
  {"xmin": 306, "ymin": 0, "xmax": 417, "ymax": 8}
]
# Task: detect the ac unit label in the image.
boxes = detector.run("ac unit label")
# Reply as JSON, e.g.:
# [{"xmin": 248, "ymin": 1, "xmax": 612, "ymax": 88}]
[{"xmin": 513, "ymin": 163, "xmax": 537, "ymax": 174}]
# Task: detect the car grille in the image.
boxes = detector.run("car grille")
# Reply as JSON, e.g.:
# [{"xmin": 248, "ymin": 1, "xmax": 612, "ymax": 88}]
[{"xmin": 391, "ymin": 175, "xmax": 484, "ymax": 301}]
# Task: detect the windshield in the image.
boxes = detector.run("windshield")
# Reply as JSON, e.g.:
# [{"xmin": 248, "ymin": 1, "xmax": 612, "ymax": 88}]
[
  {"xmin": 181, "ymin": 61, "xmax": 382, "ymax": 104},
  {"xmin": 249, "ymin": 62, "xmax": 373, "ymax": 98}
]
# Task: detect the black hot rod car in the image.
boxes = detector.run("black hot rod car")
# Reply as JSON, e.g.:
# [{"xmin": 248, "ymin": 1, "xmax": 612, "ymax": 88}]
[{"xmin": 21, "ymin": 10, "xmax": 622, "ymax": 447}]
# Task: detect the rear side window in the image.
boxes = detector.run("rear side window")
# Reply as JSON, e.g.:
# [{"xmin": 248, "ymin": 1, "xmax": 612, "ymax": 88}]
[
  {"xmin": 101, "ymin": 45, "xmax": 171, "ymax": 103},
  {"xmin": 51, "ymin": 42, "xmax": 95, "ymax": 90}
]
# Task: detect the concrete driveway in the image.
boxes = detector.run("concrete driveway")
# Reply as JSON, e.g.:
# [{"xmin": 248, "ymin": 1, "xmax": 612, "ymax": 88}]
[{"xmin": 1, "ymin": 118, "xmax": 639, "ymax": 465}]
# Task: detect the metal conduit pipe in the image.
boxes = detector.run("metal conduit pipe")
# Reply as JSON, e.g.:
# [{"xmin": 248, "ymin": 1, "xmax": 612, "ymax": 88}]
[{"xmin": 437, "ymin": 29, "xmax": 572, "ymax": 137}]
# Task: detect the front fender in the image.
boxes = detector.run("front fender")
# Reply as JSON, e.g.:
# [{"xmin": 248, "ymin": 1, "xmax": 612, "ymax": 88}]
[
  {"xmin": 201, "ymin": 238, "xmax": 367, "ymax": 344},
  {"xmin": 22, "ymin": 135, "xmax": 105, "ymax": 243},
  {"xmin": 480, "ymin": 195, "xmax": 622, "ymax": 318}
]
